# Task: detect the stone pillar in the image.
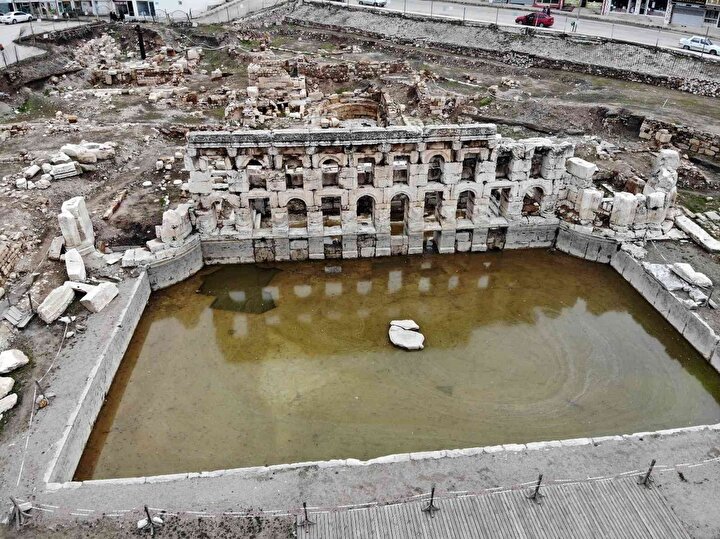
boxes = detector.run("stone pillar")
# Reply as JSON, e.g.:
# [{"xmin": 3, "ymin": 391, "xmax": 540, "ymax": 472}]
[
  {"xmin": 342, "ymin": 234, "xmax": 358, "ymax": 259},
  {"xmin": 576, "ymin": 188, "xmax": 603, "ymax": 224},
  {"xmin": 610, "ymin": 192, "xmax": 638, "ymax": 230},
  {"xmin": 57, "ymin": 196, "xmax": 95, "ymax": 255}
]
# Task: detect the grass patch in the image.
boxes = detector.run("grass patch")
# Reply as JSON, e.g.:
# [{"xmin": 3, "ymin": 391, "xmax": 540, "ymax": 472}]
[
  {"xmin": 16, "ymin": 95, "xmax": 60, "ymax": 120},
  {"xmin": 239, "ymin": 38, "xmax": 261, "ymax": 48},
  {"xmin": 203, "ymin": 49, "xmax": 234, "ymax": 71},
  {"xmin": 475, "ymin": 96, "xmax": 494, "ymax": 108},
  {"xmin": 319, "ymin": 42, "xmax": 336, "ymax": 51},
  {"xmin": 677, "ymin": 190, "xmax": 720, "ymax": 214},
  {"xmin": 270, "ymin": 36, "xmax": 290, "ymax": 47}
]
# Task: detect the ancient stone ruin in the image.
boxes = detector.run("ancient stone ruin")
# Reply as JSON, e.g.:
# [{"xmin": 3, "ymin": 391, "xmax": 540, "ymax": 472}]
[{"xmin": 121, "ymin": 123, "xmax": 679, "ymax": 267}]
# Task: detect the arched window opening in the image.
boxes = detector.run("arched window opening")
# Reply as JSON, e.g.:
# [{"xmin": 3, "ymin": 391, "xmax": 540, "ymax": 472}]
[
  {"xmin": 287, "ymin": 198, "xmax": 307, "ymax": 228},
  {"xmin": 456, "ymin": 190, "xmax": 476, "ymax": 220},
  {"xmin": 321, "ymin": 159, "xmax": 340, "ymax": 187}
]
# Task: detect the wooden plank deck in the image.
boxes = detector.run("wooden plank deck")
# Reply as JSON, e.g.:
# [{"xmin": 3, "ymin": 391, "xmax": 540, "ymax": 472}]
[{"xmin": 296, "ymin": 477, "xmax": 690, "ymax": 538}]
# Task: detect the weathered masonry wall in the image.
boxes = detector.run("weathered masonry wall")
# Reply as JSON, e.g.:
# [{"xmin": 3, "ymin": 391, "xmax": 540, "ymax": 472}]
[
  {"xmin": 640, "ymin": 118, "xmax": 720, "ymax": 159},
  {"xmin": 182, "ymin": 124, "xmax": 573, "ymax": 262},
  {"xmin": 146, "ymin": 235, "xmax": 204, "ymax": 291},
  {"xmin": 119, "ymin": 124, "xmax": 677, "ymax": 269},
  {"xmin": 46, "ymin": 273, "xmax": 150, "ymax": 484}
]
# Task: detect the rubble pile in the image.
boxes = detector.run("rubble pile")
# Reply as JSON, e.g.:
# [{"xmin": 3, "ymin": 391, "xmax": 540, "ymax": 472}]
[
  {"xmin": 411, "ymin": 76, "xmax": 473, "ymax": 118},
  {"xmin": 34, "ymin": 197, "xmax": 121, "ymax": 324},
  {"xmin": 10, "ymin": 141, "xmax": 117, "ymax": 191},
  {"xmin": 561, "ymin": 150, "xmax": 680, "ymax": 240},
  {"xmin": 227, "ymin": 52, "xmax": 309, "ymax": 126},
  {"xmin": 74, "ymin": 35, "xmax": 203, "ymax": 87}
]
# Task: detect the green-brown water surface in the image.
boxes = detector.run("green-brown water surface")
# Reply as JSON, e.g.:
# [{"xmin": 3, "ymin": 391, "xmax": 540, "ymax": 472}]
[{"xmin": 75, "ymin": 250, "xmax": 720, "ymax": 479}]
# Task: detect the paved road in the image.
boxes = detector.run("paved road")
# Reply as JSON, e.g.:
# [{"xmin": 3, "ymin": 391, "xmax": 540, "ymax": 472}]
[
  {"xmin": 345, "ymin": 0, "xmax": 719, "ymax": 57},
  {"xmin": 0, "ymin": 19, "xmax": 84, "ymax": 68}
]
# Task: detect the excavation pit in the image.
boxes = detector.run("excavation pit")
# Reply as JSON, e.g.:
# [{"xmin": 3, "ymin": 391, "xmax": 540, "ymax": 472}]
[{"xmin": 74, "ymin": 250, "xmax": 720, "ymax": 480}]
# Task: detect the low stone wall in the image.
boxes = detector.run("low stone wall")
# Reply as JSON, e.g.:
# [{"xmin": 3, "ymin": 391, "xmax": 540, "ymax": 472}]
[
  {"xmin": 611, "ymin": 249, "xmax": 720, "ymax": 368},
  {"xmin": 46, "ymin": 273, "xmax": 150, "ymax": 484},
  {"xmin": 555, "ymin": 223, "xmax": 619, "ymax": 263},
  {"xmin": 146, "ymin": 235, "xmax": 204, "ymax": 290},
  {"xmin": 639, "ymin": 118, "xmax": 720, "ymax": 159}
]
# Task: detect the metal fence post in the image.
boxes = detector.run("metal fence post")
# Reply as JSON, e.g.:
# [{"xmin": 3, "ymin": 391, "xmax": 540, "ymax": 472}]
[{"xmin": 496, "ymin": 6, "xmax": 499, "ymax": 24}]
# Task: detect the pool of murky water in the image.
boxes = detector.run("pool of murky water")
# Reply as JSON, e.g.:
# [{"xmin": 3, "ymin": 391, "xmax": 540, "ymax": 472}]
[{"xmin": 75, "ymin": 250, "xmax": 720, "ymax": 479}]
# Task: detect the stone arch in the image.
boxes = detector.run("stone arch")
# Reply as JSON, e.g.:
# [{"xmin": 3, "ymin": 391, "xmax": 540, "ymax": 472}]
[
  {"xmin": 287, "ymin": 198, "xmax": 308, "ymax": 228},
  {"xmin": 456, "ymin": 190, "xmax": 477, "ymax": 220},
  {"xmin": 236, "ymin": 155, "xmax": 271, "ymax": 170},
  {"xmin": 320, "ymin": 157, "xmax": 340, "ymax": 187}
]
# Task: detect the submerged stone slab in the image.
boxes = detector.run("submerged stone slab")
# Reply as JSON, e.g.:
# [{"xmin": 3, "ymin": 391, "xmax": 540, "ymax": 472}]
[
  {"xmin": 0, "ymin": 349, "xmax": 29, "ymax": 374},
  {"xmin": 80, "ymin": 282, "xmax": 119, "ymax": 313},
  {"xmin": 37, "ymin": 284, "xmax": 75, "ymax": 324}
]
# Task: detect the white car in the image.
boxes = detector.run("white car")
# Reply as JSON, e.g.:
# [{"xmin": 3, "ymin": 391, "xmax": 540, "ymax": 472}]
[
  {"xmin": 679, "ymin": 36, "xmax": 720, "ymax": 56},
  {"xmin": 358, "ymin": 0, "xmax": 387, "ymax": 6},
  {"xmin": 0, "ymin": 11, "xmax": 34, "ymax": 24}
]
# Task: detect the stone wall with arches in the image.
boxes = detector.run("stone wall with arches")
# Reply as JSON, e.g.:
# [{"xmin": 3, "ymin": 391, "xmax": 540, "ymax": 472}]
[{"xmin": 181, "ymin": 124, "xmax": 584, "ymax": 262}]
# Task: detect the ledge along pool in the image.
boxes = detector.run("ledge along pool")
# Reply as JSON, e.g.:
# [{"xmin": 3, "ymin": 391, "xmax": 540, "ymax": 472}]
[{"xmin": 75, "ymin": 250, "xmax": 720, "ymax": 479}]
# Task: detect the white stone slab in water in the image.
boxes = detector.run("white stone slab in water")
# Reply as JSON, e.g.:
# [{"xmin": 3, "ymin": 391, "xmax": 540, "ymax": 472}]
[
  {"xmin": 389, "ymin": 325, "xmax": 425, "ymax": 350},
  {"xmin": 390, "ymin": 319, "xmax": 420, "ymax": 331}
]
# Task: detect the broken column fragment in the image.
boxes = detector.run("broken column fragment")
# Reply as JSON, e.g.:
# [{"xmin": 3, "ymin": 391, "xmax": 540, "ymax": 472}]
[
  {"xmin": 64, "ymin": 248, "xmax": 86, "ymax": 281},
  {"xmin": 80, "ymin": 282, "xmax": 119, "ymax": 313},
  {"xmin": 58, "ymin": 197, "xmax": 95, "ymax": 255},
  {"xmin": 37, "ymin": 284, "xmax": 75, "ymax": 324},
  {"xmin": 157, "ymin": 203, "xmax": 193, "ymax": 245}
]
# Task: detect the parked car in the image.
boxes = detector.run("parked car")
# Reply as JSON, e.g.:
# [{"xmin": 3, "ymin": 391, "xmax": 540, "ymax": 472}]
[
  {"xmin": 515, "ymin": 12, "xmax": 554, "ymax": 27},
  {"xmin": 0, "ymin": 11, "xmax": 34, "ymax": 24},
  {"xmin": 679, "ymin": 36, "xmax": 719, "ymax": 56},
  {"xmin": 358, "ymin": 0, "xmax": 387, "ymax": 6}
]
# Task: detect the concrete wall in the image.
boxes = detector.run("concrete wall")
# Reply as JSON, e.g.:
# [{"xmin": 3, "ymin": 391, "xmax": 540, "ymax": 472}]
[
  {"xmin": 46, "ymin": 273, "xmax": 151, "ymax": 484},
  {"xmin": 146, "ymin": 235, "xmax": 204, "ymax": 290}
]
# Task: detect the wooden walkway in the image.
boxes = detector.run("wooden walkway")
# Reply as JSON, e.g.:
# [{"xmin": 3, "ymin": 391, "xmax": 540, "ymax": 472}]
[{"xmin": 296, "ymin": 477, "xmax": 690, "ymax": 538}]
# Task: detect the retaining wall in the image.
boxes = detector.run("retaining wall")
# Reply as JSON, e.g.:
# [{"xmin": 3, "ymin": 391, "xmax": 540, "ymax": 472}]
[
  {"xmin": 611, "ymin": 249, "xmax": 720, "ymax": 367},
  {"xmin": 146, "ymin": 235, "xmax": 204, "ymax": 290},
  {"xmin": 46, "ymin": 273, "xmax": 151, "ymax": 484},
  {"xmin": 555, "ymin": 223, "xmax": 619, "ymax": 263}
]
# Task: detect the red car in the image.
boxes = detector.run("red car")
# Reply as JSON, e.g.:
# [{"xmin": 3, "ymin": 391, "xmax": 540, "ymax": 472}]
[{"xmin": 515, "ymin": 12, "xmax": 554, "ymax": 27}]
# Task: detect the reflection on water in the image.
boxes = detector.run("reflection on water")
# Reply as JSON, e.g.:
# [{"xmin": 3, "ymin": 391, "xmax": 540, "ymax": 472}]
[{"xmin": 75, "ymin": 251, "xmax": 720, "ymax": 479}]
